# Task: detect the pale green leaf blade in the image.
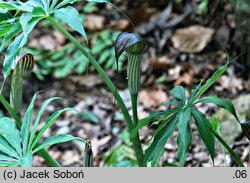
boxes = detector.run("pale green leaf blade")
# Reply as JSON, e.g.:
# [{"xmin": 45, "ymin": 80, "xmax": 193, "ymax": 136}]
[
  {"xmin": 33, "ymin": 134, "xmax": 80, "ymax": 153},
  {"xmin": 3, "ymin": 15, "xmax": 41, "ymax": 78},
  {"xmin": 18, "ymin": 151, "xmax": 32, "ymax": 167},
  {"xmin": 28, "ymin": 97, "xmax": 63, "ymax": 150},
  {"xmin": 0, "ymin": 152, "xmax": 17, "ymax": 162},
  {"xmin": 0, "ymin": 117, "xmax": 22, "ymax": 156},
  {"xmin": 0, "ymin": 136, "xmax": 19, "ymax": 158},
  {"xmin": 21, "ymin": 93, "xmax": 37, "ymax": 154},
  {"xmin": 54, "ymin": 0, "xmax": 81, "ymax": 9},
  {"xmin": 53, "ymin": 6, "xmax": 87, "ymax": 40}
]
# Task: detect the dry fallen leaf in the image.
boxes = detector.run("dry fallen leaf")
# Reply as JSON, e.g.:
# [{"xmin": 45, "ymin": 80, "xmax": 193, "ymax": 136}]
[
  {"xmin": 171, "ymin": 25, "xmax": 214, "ymax": 53},
  {"xmin": 174, "ymin": 73, "xmax": 193, "ymax": 86},
  {"xmin": 29, "ymin": 31, "xmax": 66, "ymax": 50},
  {"xmin": 84, "ymin": 14, "xmax": 106, "ymax": 31},
  {"xmin": 149, "ymin": 56, "xmax": 171, "ymax": 70},
  {"xmin": 217, "ymin": 75, "xmax": 243, "ymax": 94},
  {"xmin": 139, "ymin": 86, "xmax": 168, "ymax": 108}
]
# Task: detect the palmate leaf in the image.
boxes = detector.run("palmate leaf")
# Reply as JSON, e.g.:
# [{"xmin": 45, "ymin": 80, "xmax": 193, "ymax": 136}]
[
  {"xmin": 0, "ymin": 136, "xmax": 19, "ymax": 159},
  {"xmin": 3, "ymin": 14, "xmax": 42, "ymax": 79},
  {"xmin": 0, "ymin": 117, "xmax": 22, "ymax": 157},
  {"xmin": 196, "ymin": 96, "xmax": 240, "ymax": 122},
  {"xmin": 191, "ymin": 109, "xmax": 215, "ymax": 163},
  {"xmin": 53, "ymin": 6, "xmax": 87, "ymax": 40},
  {"xmin": 176, "ymin": 108, "xmax": 191, "ymax": 166},
  {"xmin": 144, "ymin": 115, "xmax": 178, "ymax": 166},
  {"xmin": 18, "ymin": 151, "xmax": 32, "ymax": 167}
]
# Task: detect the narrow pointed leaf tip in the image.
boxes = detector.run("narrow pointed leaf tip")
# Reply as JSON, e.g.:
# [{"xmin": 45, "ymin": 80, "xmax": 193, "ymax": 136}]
[{"xmin": 114, "ymin": 32, "xmax": 149, "ymax": 59}]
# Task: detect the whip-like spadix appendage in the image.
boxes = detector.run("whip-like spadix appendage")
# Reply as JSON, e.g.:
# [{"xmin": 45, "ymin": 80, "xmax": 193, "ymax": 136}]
[
  {"xmin": 10, "ymin": 54, "xmax": 34, "ymax": 113},
  {"xmin": 114, "ymin": 32, "xmax": 149, "ymax": 94}
]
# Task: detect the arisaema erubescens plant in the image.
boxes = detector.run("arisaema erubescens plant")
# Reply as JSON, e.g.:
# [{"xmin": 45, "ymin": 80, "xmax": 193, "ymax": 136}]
[
  {"xmin": 0, "ymin": 93, "xmax": 86, "ymax": 167},
  {"xmin": 0, "ymin": 0, "xmax": 249, "ymax": 167},
  {"xmin": 0, "ymin": 54, "xmax": 90, "ymax": 167}
]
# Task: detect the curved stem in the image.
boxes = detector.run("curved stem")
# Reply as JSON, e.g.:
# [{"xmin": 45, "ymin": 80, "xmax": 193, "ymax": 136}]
[
  {"xmin": 47, "ymin": 16, "xmax": 133, "ymax": 131},
  {"xmin": 47, "ymin": 16, "xmax": 146, "ymax": 166}
]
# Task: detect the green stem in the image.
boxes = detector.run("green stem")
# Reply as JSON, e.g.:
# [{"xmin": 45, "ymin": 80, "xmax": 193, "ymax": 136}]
[
  {"xmin": 47, "ymin": 16, "xmax": 145, "ymax": 166},
  {"xmin": 131, "ymin": 93, "xmax": 145, "ymax": 166},
  {"xmin": 0, "ymin": 93, "xmax": 61, "ymax": 167},
  {"xmin": 47, "ymin": 16, "xmax": 133, "ymax": 131}
]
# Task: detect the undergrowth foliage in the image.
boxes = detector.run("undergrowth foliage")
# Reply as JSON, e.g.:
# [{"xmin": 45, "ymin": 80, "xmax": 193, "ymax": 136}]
[{"xmin": 0, "ymin": 0, "xmax": 249, "ymax": 167}]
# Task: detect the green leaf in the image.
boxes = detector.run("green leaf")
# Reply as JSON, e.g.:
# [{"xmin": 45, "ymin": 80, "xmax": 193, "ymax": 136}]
[
  {"xmin": 0, "ymin": 23, "xmax": 21, "ymax": 52},
  {"xmin": 0, "ymin": 160, "xmax": 19, "ymax": 167},
  {"xmin": 0, "ymin": 1, "xmax": 33, "ymax": 12},
  {"xmin": 130, "ymin": 116, "xmax": 155, "ymax": 141},
  {"xmin": 21, "ymin": 93, "xmax": 37, "ymax": 154},
  {"xmin": 33, "ymin": 134, "xmax": 80, "ymax": 153},
  {"xmin": 144, "ymin": 115, "xmax": 178, "ymax": 165},
  {"xmin": 210, "ymin": 116, "xmax": 221, "ymax": 135},
  {"xmin": 212, "ymin": 129, "xmax": 244, "ymax": 167},
  {"xmin": 0, "ymin": 117, "xmax": 22, "ymax": 157},
  {"xmin": 0, "ymin": 136, "xmax": 19, "ymax": 158},
  {"xmin": 3, "ymin": 15, "xmax": 41, "ymax": 78},
  {"xmin": 28, "ymin": 97, "xmax": 63, "ymax": 151},
  {"xmin": 196, "ymin": 96, "xmax": 240, "ymax": 122},
  {"xmin": 76, "ymin": 111, "xmax": 100, "ymax": 124},
  {"xmin": 0, "ymin": 24, "xmax": 15, "ymax": 37},
  {"xmin": 31, "ymin": 108, "xmax": 74, "ymax": 149},
  {"xmin": 54, "ymin": 0, "xmax": 81, "ymax": 9},
  {"xmin": 191, "ymin": 61, "xmax": 229, "ymax": 103},
  {"xmin": 0, "ymin": 152, "xmax": 17, "ymax": 162},
  {"xmin": 32, "ymin": 7, "xmax": 46, "ymax": 17},
  {"xmin": 53, "ymin": 6, "xmax": 87, "ymax": 40},
  {"xmin": 87, "ymin": 0, "xmax": 109, "ymax": 3},
  {"xmin": 188, "ymin": 80, "xmax": 203, "ymax": 103},
  {"xmin": 191, "ymin": 109, "xmax": 215, "ymax": 162},
  {"xmin": 19, "ymin": 151, "xmax": 32, "ymax": 167},
  {"xmin": 176, "ymin": 108, "xmax": 191, "ymax": 166},
  {"xmin": 170, "ymin": 86, "xmax": 186, "ymax": 105},
  {"xmin": 40, "ymin": 0, "xmax": 50, "ymax": 12}
]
